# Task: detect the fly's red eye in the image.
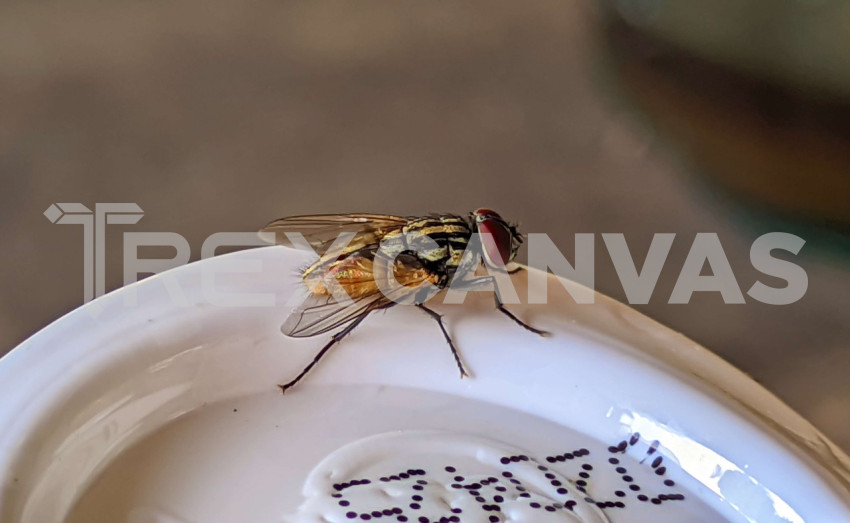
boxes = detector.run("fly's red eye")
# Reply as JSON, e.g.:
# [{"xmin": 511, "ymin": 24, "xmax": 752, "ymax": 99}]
[
  {"xmin": 474, "ymin": 208, "xmax": 497, "ymax": 218},
  {"xmin": 477, "ymin": 218, "xmax": 512, "ymax": 268}
]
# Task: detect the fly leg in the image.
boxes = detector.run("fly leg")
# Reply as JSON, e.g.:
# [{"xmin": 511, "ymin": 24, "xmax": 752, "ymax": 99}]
[
  {"xmin": 493, "ymin": 291, "xmax": 550, "ymax": 337},
  {"xmin": 417, "ymin": 304, "xmax": 469, "ymax": 378},
  {"xmin": 279, "ymin": 313, "xmax": 369, "ymax": 394},
  {"xmin": 454, "ymin": 276, "xmax": 550, "ymax": 337}
]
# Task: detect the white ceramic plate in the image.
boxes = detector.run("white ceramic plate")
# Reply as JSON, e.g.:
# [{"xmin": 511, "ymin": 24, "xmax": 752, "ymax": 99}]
[{"xmin": 0, "ymin": 246, "xmax": 848, "ymax": 522}]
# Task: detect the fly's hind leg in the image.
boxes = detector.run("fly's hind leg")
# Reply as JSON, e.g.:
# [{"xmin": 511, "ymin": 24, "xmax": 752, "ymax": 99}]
[
  {"xmin": 417, "ymin": 304, "xmax": 469, "ymax": 378},
  {"xmin": 279, "ymin": 314, "xmax": 369, "ymax": 394}
]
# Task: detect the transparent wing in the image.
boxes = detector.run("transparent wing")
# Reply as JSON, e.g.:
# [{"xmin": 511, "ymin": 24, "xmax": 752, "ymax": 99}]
[
  {"xmin": 281, "ymin": 292, "xmax": 392, "ymax": 338},
  {"xmin": 261, "ymin": 213, "xmax": 408, "ymax": 252},
  {"xmin": 281, "ymin": 253, "xmax": 438, "ymax": 338}
]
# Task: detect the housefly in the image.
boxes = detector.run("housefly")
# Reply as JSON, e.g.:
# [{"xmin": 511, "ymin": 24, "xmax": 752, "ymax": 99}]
[{"xmin": 261, "ymin": 209, "xmax": 548, "ymax": 393}]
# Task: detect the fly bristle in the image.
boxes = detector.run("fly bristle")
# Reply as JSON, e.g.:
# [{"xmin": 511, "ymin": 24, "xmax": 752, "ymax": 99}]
[
  {"xmin": 293, "ymin": 261, "xmax": 312, "ymax": 278},
  {"xmin": 510, "ymin": 222, "xmax": 524, "ymax": 243}
]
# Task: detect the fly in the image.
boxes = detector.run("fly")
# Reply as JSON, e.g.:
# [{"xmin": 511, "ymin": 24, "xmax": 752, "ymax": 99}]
[{"xmin": 261, "ymin": 209, "xmax": 549, "ymax": 393}]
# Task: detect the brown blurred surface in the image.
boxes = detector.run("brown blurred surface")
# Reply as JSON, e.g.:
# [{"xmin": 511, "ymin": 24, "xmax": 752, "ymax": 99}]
[
  {"xmin": 603, "ymin": 14, "xmax": 850, "ymax": 229},
  {"xmin": 1, "ymin": 1, "xmax": 849, "ymax": 450}
]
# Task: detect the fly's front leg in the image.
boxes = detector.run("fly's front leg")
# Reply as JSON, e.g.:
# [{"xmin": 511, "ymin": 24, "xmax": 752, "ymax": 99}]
[
  {"xmin": 494, "ymin": 292, "xmax": 550, "ymax": 337},
  {"xmin": 454, "ymin": 276, "xmax": 550, "ymax": 337}
]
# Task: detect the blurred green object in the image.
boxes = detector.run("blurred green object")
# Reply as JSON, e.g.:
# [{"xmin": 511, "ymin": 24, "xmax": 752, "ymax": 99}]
[{"xmin": 599, "ymin": 0, "xmax": 850, "ymax": 230}]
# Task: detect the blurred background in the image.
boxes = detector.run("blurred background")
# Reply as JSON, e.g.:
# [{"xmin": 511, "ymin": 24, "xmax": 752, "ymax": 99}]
[{"xmin": 1, "ymin": 1, "xmax": 849, "ymax": 449}]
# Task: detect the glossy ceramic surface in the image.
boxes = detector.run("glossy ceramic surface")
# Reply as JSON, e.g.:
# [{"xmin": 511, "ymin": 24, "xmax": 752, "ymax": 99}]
[{"xmin": 0, "ymin": 246, "xmax": 848, "ymax": 522}]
